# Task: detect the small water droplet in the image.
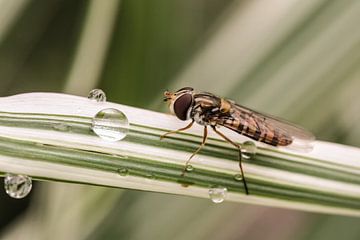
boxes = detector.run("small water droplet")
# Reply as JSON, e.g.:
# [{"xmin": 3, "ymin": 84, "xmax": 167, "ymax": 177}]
[
  {"xmin": 53, "ymin": 123, "xmax": 71, "ymax": 132},
  {"xmin": 208, "ymin": 186, "xmax": 227, "ymax": 203},
  {"xmin": 4, "ymin": 174, "xmax": 32, "ymax": 199},
  {"xmin": 241, "ymin": 141, "xmax": 257, "ymax": 159},
  {"xmin": 88, "ymin": 89, "xmax": 106, "ymax": 102},
  {"xmin": 185, "ymin": 165, "xmax": 193, "ymax": 172},
  {"xmin": 91, "ymin": 108, "xmax": 129, "ymax": 141},
  {"xmin": 117, "ymin": 168, "xmax": 129, "ymax": 176},
  {"xmin": 145, "ymin": 173, "xmax": 156, "ymax": 180},
  {"xmin": 233, "ymin": 174, "xmax": 243, "ymax": 181}
]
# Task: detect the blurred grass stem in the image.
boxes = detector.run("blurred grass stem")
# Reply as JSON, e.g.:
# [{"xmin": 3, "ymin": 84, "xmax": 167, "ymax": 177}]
[{"xmin": 64, "ymin": 0, "xmax": 120, "ymax": 95}]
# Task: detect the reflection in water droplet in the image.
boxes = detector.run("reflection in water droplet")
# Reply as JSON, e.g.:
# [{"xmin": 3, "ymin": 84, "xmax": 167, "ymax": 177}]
[
  {"xmin": 91, "ymin": 108, "xmax": 129, "ymax": 141},
  {"xmin": 117, "ymin": 168, "xmax": 129, "ymax": 176},
  {"xmin": 4, "ymin": 173, "xmax": 32, "ymax": 199},
  {"xmin": 185, "ymin": 165, "xmax": 193, "ymax": 172},
  {"xmin": 208, "ymin": 186, "xmax": 227, "ymax": 203},
  {"xmin": 233, "ymin": 174, "xmax": 243, "ymax": 181},
  {"xmin": 241, "ymin": 141, "xmax": 257, "ymax": 159},
  {"xmin": 53, "ymin": 123, "xmax": 71, "ymax": 132},
  {"xmin": 88, "ymin": 89, "xmax": 107, "ymax": 102}
]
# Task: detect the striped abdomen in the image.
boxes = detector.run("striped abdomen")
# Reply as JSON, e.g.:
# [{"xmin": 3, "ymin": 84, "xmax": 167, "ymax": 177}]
[{"xmin": 220, "ymin": 117, "xmax": 293, "ymax": 146}]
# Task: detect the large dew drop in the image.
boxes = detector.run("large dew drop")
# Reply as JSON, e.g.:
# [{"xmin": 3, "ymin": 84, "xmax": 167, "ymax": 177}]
[
  {"xmin": 88, "ymin": 89, "xmax": 107, "ymax": 102},
  {"xmin": 4, "ymin": 173, "xmax": 32, "ymax": 199},
  {"xmin": 91, "ymin": 108, "xmax": 129, "ymax": 142},
  {"xmin": 208, "ymin": 186, "xmax": 227, "ymax": 203}
]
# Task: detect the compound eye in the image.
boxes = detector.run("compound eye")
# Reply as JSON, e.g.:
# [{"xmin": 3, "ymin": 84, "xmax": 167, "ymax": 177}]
[
  {"xmin": 176, "ymin": 87, "xmax": 194, "ymax": 93},
  {"xmin": 173, "ymin": 94, "xmax": 193, "ymax": 120}
]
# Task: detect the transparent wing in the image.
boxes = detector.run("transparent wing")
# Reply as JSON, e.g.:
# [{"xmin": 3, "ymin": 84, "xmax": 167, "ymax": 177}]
[{"xmin": 230, "ymin": 102, "xmax": 315, "ymax": 151}]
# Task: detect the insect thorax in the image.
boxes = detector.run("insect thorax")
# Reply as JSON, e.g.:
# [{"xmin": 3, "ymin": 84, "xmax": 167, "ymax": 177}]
[{"xmin": 190, "ymin": 93, "xmax": 223, "ymax": 126}]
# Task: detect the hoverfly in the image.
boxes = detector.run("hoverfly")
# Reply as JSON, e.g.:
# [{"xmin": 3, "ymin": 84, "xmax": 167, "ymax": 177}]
[{"xmin": 161, "ymin": 87, "xmax": 315, "ymax": 195}]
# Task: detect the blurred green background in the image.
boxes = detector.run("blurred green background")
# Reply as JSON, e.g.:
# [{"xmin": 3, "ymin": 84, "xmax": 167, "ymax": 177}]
[{"xmin": 0, "ymin": 0, "xmax": 360, "ymax": 239}]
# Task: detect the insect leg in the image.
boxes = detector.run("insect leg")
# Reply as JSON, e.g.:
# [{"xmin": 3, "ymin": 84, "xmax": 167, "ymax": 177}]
[
  {"xmin": 211, "ymin": 126, "xmax": 249, "ymax": 195},
  {"xmin": 181, "ymin": 126, "xmax": 208, "ymax": 176},
  {"xmin": 160, "ymin": 120, "xmax": 194, "ymax": 140}
]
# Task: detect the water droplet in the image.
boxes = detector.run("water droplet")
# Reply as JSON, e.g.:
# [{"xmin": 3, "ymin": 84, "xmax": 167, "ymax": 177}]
[
  {"xmin": 91, "ymin": 108, "xmax": 129, "ymax": 141},
  {"xmin": 88, "ymin": 89, "xmax": 106, "ymax": 102},
  {"xmin": 4, "ymin": 174, "xmax": 32, "ymax": 199},
  {"xmin": 185, "ymin": 165, "xmax": 193, "ymax": 172},
  {"xmin": 145, "ymin": 173, "xmax": 156, "ymax": 180},
  {"xmin": 233, "ymin": 174, "xmax": 243, "ymax": 181},
  {"xmin": 241, "ymin": 141, "xmax": 257, "ymax": 159},
  {"xmin": 53, "ymin": 123, "xmax": 71, "ymax": 132},
  {"xmin": 117, "ymin": 168, "xmax": 129, "ymax": 176},
  {"xmin": 208, "ymin": 186, "xmax": 227, "ymax": 203}
]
